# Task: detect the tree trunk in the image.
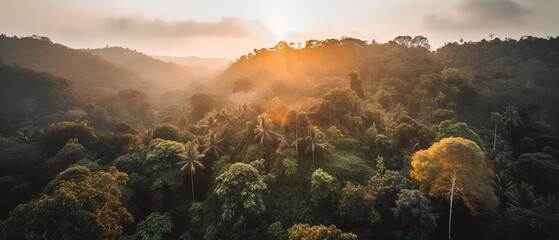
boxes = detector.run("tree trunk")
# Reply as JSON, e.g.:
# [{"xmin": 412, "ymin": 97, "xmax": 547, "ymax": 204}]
[
  {"xmin": 312, "ymin": 151, "xmax": 315, "ymax": 168},
  {"xmin": 493, "ymin": 124, "xmax": 497, "ymax": 150},
  {"xmin": 449, "ymin": 176, "xmax": 456, "ymax": 240},
  {"xmin": 191, "ymin": 173, "xmax": 195, "ymax": 202}
]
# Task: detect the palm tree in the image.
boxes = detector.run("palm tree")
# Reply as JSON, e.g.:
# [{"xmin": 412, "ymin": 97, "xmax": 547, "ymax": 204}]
[
  {"xmin": 493, "ymin": 171, "xmax": 514, "ymax": 204},
  {"xmin": 506, "ymin": 182, "xmax": 539, "ymax": 209},
  {"xmin": 276, "ymin": 133, "xmax": 302, "ymax": 158},
  {"xmin": 201, "ymin": 131, "xmax": 225, "ymax": 160},
  {"xmin": 254, "ymin": 113, "xmax": 278, "ymax": 145},
  {"xmin": 305, "ymin": 126, "xmax": 327, "ymax": 167},
  {"xmin": 500, "ymin": 104, "xmax": 523, "ymax": 142},
  {"xmin": 489, "ymin": 112, "xmax": 502, "ymax": 150},
  {"xmin": 201, "ymin": 116, "xmax": 218, "ymax": 131},
  {"xmin": 177, "ymin": 141, "xmax": 205, "ymax": 202}
]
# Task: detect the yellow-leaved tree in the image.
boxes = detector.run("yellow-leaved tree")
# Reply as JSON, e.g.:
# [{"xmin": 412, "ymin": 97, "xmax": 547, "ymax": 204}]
[{"xmin": 410, "ymin": 137, "xmax": 498, "ymax": 240}]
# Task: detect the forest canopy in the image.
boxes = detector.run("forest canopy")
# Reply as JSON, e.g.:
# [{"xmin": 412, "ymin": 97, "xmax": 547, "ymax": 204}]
[{"xmin": 1, "ymin": 34, "xmax": 559, "ymax": 240}]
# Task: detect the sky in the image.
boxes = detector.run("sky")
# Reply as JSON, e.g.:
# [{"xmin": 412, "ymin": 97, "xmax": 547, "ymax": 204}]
[{"xmin": 1, "ymin": 0, "xmax": 558, "ymax": 58}]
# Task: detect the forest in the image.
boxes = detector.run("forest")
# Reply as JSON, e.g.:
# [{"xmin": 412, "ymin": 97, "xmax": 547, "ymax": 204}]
[{"xmin": 1, "ymin": 34, "xmax": 559, "ymax": 240}]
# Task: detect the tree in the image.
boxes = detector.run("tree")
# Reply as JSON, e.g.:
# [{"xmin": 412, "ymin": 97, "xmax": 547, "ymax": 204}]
[
  {"xmin": 40, "ymin": 121, "xmax": 97, "ymax": 156},
  {"xmin": 412, "ymin": 36, "xmax": 431, "ymax": 50},
  {"xmin": 348, "ymin": 69, "xmax": 365, "ymax": 99},
  {"xmin": 436, "ymin": 120, "xmax": 484, "ymax": 149},
  {"xmin": 490, "ymin": 112, "xmax": 502, "ymax": 150},
  {"xmin": 201, "ymin": 131, "xmax": 225, "ymax": 160},
  {"xmin": 310, "ymin": 168, "xmax": 340, "ymax": 223},
  {"xmin": 305, "ymin": 126, "xmax": 327, "ymax": 167},
  {"xmin": 177, "ymin": 141, "xmax": 205, "ymax": 202},
  {"xmin": 120, "ymin": 212, "xmax": 173, "ymax": 240},
  {"xmin": 0, "ymin": 167, "xmax": 132, "ymax": 240},
  {"xmin": 214, "ymin": 163, "xmax": 267, "ymax": 232},
  {"xmin": 151, "ymin": 123, "xmax": 180, "ymax": 141},
  {"xmin": 254, "ymin": 113, "xmax": 278, "ymax": 146},
  {"xmin": 392, "ymin": 189, "xmax": 438, "ymax": 240},
  {"xmin": 144, "ymin": 139, "xmax": 186, "ymax": 210},
  {"xmin": 514, "ymin": 152, "xmax": 559, "ymax": 193},
  {"xmin": 287, "ymin": 224, "xmax": 357, "ymax": 240},
  {"xmin": 337, "ymin": 182, "xmax": 376, "ymax": 227},
  {"xmin": 500, "ymin": 104, "xmax": 523, "ymax": 142},
  {"xmin": 42, "ymin": 138, "xmax": 91, "ymax": 183},
  {"xmin": 410, "ymin": 137, "xmax": 498, "ymax": 240},
  {"xmin": 368, "ymin": 170, "xmax": 416, "ymax": 212}
]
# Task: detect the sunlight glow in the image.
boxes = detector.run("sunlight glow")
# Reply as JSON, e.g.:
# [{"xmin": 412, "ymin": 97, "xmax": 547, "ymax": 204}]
[{"xmin": 264, "ymin": 15, "xmax": 294, "ymax": 40}]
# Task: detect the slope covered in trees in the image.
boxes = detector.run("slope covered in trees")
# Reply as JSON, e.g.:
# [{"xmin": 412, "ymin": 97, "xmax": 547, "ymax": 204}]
[
  {"xmin": 0, "ymin": 35, "xmax": 149, "ymax": 91},
  {"xmin": 84, "ymin": 47, "xmax": 204, "ymax": 87},
  {"xmin": 1, "ymin": 35, "xmax": 559, "ymax": 240}
]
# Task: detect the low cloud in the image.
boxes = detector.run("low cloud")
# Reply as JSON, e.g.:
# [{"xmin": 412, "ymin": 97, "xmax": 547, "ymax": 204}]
[
  {"xmin": 423, "ymin": 0, "xmax": 530, "ymax": 30},
  {"xmin": 104, "ymin": 16, "xmax": 250, "ymax": 38}
]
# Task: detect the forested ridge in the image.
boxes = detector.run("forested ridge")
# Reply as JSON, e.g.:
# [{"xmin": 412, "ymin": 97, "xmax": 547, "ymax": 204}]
[{"xmin": 1, "ymin": 34, "xmax": 559, "ymax": 240}]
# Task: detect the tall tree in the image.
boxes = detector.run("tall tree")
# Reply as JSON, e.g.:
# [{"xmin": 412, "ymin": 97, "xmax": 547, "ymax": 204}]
[
  {"xmin": 490, "ymin": 112, "xmax": 502, "ymax": 150},
  {"xmin": 254, "ymin": 113, "xmax": 278, "ymax": 146},
  {"xmin": 201, "ymin": 131, "xmax": 225, "ymax": 160},
  {"xmin": 500, "ymin": 104, "xmax": 523, "ymax": 142},
  {"xmin": 0, "ymin": 167, "xmax": 132, "ymax": 240},
  {"xmin": 411, "ymin": 137, "xmax": 498, "ymax": 240},
  {"xmin": 177, "ymin": 141, "xmax": 205, "ymax": 202},
  {"xmin": 392, "ymin": 189, "xmax": 438, "ymax": 240},
  {"xmin": 305, "ymin": 126, "xmax": 327, "ymax": 167},
  {"xmin": 214, "ymin": 163, "xmax": 267, "ymax": 235},
  {"xmin": 412, "ymin": 36, "xmax": 431, "ymax": 50}
]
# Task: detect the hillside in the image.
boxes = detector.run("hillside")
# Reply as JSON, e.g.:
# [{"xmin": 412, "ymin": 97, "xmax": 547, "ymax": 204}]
[
  {"xmin": 84, "ymin": 47, "xmax": 201, "ymax": 87},
  {"xmin": 0, "ymin": 63, "xmax": 80, "ymax": 135},
  {"xmin": 153, "ymin": 55, "xmax": 230, "ymax": 73},
  {"xmin": 217, "ymin": 37, "xmax": 559, "ymax": 128},
  {"xmin": 0, "ymin": 35, "xmax": 149, "ymax": 91}
]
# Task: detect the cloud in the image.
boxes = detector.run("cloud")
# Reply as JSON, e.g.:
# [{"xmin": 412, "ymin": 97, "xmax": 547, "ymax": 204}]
[
  {"xmin": 422, "ymin": 0, "xmax": 530, "ymax": 30},
  {"xmin": 104, "ymin": 16, "xmax": 250, "ymax": 38}
]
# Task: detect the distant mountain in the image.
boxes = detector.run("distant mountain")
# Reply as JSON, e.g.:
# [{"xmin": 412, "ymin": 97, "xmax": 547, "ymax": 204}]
[
  {"xmin": 153, "ymin": 55, "xmax": 230, "ymax": 72},
  {"xmin": 84, "ymin": 47, "xmax": 201, "ymax": 87},
  {"xmin": 0, "ymin": 35, "xmax": 148, "ymax": 91}
]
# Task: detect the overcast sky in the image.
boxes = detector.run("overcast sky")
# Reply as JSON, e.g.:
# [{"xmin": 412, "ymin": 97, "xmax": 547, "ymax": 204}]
[{"xmin": 1, "ymin": 0, "xmax": 558, "ymax": 58}]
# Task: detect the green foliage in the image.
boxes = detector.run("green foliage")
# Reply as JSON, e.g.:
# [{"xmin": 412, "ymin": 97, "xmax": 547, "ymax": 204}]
[
  {"xmin": 436, "ymin": 120, "xmax": 484, "ymax": 149},
  {"xmin": 368, "ymin": 170, "xmax": 416, "ymax": 212},
  {"xmin": 0, "ymin": 167, "xmax": 132, "ymax": 240},
  {"xmin": 0, "ymin": 64, "xmax": 78, "ymax": 135},
  {"xmin": 392, "ymin": 189, "xmax": 438, "ymax": 240},
  {"xmin": 515, "ymin": 153, "xmax": 559, "ymax": 193},
  {"xmin": 144, "ymin": 139, "xmax": 185, "ymax": 210},
  {"xmin": 151, "ymin": 123, "xmax": 181, "ymax": 141},
  {"xmin": 310, "ymin": 168, "xmax": 340, "ymax": 224},
  {"xmin": 40, "ymin": 121, "xmax": 97, "ymax": 155},
  {"xmin": 44, "ymin": 139, "xmax": 91, "ymax": 181},
  {"xmin": 390, "ymin": 116, "xmax": 434, "ymax": 152},
  {"xmin": 348, "ymin": 69, "xmax": 365, "ymax": 99},
  {"xmin": 314, "ymin": 88, "xmax": 364, "ymax": 133},
  {"xmin": 214, "ymin": 163, "xmax": 268, "ymax": 228},
  {"xmin": 145, "ymin": 138, "xmax": 185, "ymax": 190},
  {"xmin": 287, "ymin": 224, "xmax": 357, "ymax": 240},
  {"xmin": 121, "ymin": 212, "xmax": 173, "ymax": 240},
  {"xmin": 337, "ymin": 182, "xmax": 377, "ymax": 227},
  {"xmin": 43, "ymin": 165, "xmax": 91, "ymax": 194},
  {"xmin": 310, "ymin": 168, "xmax": 340, "ymax": 205},
  {"xmin": 322, "ymin": 151, "xmax": 374, "ymax": 183},
  {"xmin": 190, "ymin": 92, "xmax": 218, "ymax": 123},
  {"xmin": 268, "ymin": 221, "xmax": 288, "ymax": 240}
]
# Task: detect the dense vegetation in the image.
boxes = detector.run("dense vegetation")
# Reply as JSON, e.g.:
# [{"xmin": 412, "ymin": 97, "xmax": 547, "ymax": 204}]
[{"xmin": 1, "ymin": 34, "xmax": 559, "ymax": 240}]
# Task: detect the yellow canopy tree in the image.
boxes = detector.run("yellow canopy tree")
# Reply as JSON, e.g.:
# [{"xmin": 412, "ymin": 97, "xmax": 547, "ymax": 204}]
[{"xmin": 410, "ymin": 137, "xmax": 498, "ymax": 240}]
